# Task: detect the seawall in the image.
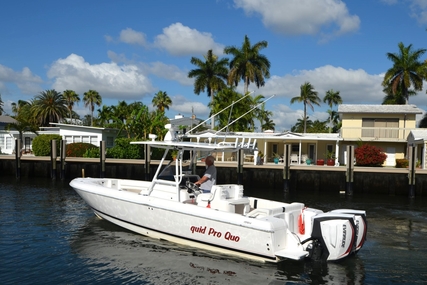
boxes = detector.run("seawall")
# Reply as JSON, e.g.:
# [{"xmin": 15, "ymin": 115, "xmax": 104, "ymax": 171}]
[{"xmin": 1, "ymin": 155, "xmax": 426, "ymax": 196}]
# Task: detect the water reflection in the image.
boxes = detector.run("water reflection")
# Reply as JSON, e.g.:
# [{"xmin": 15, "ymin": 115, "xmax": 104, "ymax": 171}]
[
  {"xmin": 2, "ymin": 178, "xmax": 427, "ymax": 284},
  {"xmin": 71, "ymin": 217, "xmax": 367, "ymax": 284}
]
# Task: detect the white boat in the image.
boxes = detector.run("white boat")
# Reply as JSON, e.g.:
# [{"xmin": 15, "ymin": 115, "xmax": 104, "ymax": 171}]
[{"xmin": 70, "ymin": 125, "xmax": 367, "ymax": 263}]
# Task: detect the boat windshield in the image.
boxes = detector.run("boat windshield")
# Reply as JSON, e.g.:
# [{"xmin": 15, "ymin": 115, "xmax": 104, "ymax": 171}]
[{"xmin": 158, "ymin": 161, "xmax": 194, "ymax": 181}]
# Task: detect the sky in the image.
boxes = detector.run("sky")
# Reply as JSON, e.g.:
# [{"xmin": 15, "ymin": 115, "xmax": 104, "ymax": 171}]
[{"xmin": 1, "ymin": 0, "xmax": 427, "ymax": 132}]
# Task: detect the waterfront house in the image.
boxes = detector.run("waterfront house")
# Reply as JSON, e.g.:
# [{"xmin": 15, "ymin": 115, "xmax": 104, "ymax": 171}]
[
  {"xmin": 338, "ymin": 104, "xmax": 423, "ymax": 166},
  {"xmin": 0, "ymin": 118, "xmax": 118, "ymax": 155}
]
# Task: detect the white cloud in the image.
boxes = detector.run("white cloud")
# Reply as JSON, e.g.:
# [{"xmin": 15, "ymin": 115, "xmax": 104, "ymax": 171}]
[
  {"xmin": 0, "ymin": 64, "xmax": 43, "ymax": 95},
  {"xmin": 119, "ymin": 28, "xmax": 148, "ymax": 46},
  {"xmin": 144, "ymin": 62, "xmax": 193, "ymax": 86},
  {"xmin": 234, "ymin": 0, "xmax": 360, "ymax": 41},
  {"xmin": 409, "ymin": 0, "xmax": 427, "ymax": 24},
  {"xmin": 255, "ymin": 65, "xmax": 385, "ymax": 131},
  {"xmin": 47, "ymin": 54, "xmax": 155, "ymax": 99},
  {"xmin": 260, "ymin": 65, "xmax": 384, "ymax": 104},
  {"xmin": 154, "ymin": 23, "xmax": 225, "ymax": 56},
  {"xmin": 170, "ymin": 95, "xmax": 210, "ymax": 117}
]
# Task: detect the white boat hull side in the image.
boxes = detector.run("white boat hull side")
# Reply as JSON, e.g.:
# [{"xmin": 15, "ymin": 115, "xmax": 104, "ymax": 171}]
[{"xmin": 72, "ymin": 181, "xmax": 297, "ymax": 262}]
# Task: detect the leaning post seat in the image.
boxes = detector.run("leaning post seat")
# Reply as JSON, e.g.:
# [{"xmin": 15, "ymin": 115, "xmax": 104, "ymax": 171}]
[{"xmin": 196, "ymin": 185, "xmax": 250, "ymax": 214}]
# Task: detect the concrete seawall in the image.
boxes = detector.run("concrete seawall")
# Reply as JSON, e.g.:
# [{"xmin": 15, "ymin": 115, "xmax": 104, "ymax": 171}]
[{"xmin": 1, "ymin": 155, "xmax": 426, "ymax": 196}]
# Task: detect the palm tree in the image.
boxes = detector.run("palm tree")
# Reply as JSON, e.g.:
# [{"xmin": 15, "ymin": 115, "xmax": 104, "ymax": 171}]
[
  {"xmin": 62, "ymin": 90, "xmax": 80, "ymax": 122},
  {"xmin": 323, "ymin": 89, "xmax": 342, "ymax": 133},
  {"xmin": 381, "ymin": 85, "xmax": 415, "ymax": 105},
  {"xmin": 262, "ymin": 117, "xmax": 275, "ymax": 132},
  {"xmin": 290, "ymin": 82, "xmax": 321, "ymax": 133},
  {"xmin": 224, "ymin": 35, "xmax": 271, "ymax": 94},
  {"xmin": 382, "ymin": 42, "xmax": 426, "ymax": 104},
  {"xmin": 0, "ymin": 93, "xmax": 4, "ymax": 115},
  {"xmin": 97, "ymin": 105, "xmax": 113, "ymax": 127},
  {"xmin": 152, "ymin": 91, "xmax": 172, "ymax": 112},
  {"xmin": 11, "ymin": 100, "xmax": 30, "ymax": 116},
  {"xmin": 291, "ymin": 117, "xmax": 313, "ymax": 133},
  {"xmin": 31, "ymin": 89, "xmax": 68, "ymax": 126},
  {"xmin": 83, "ymin": 90, "xmax": 102, "ymax": 126},
  {"xmin": 188, "ymin": 49, "xmax": 229, "ymax": 129}
]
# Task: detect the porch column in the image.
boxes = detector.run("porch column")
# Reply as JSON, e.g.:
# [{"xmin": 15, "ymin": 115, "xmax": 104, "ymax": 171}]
[
  {"xmin": 264, "ymin": 140, "xmax": 267, "ymax": 164},
  {"xmin": 335, "ymin": 140, "xmax": 340, "ymax": 166}
]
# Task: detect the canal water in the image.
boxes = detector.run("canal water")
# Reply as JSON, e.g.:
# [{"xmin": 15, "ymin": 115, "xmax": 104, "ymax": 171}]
[{"xmin": 1, "ymin": 177, "xmax": 426, "ymax": 284}]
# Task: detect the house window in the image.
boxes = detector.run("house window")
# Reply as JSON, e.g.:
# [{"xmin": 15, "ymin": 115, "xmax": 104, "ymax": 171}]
[
  {"xmin": 292, "ymin": 144, "xmax": 299, "ymax": 153},
  {"xmin": 6, "ymin": 137, "xmax": 13, "ymax": 149},
  {"xmin": 90, "ymin": 136, "xmax": 98, "ymax": 145},
  {"xmin": 65, "ymin": 136, "xmax": 72, "ymax": 144},
  {"xmin": 106, "ymin": 136, "xmax": 114, "ymax": 148},
  {"xmin": 82, "ymin": 136, "xmax": 90, "ymax": 143},
  {"xmin": 0, "ymin": 136, "xmax": 4, "ymax": 149},
  {"xmin": 73, "ymin": 136, "xmax": 81, "ymax": 143},
  {"xmin": 326, "ymin": 144, "xmax": 333, "ymax": 153},
  {"xmin": 362, "ymin": 118, "xmax": 398, "ymax": 139}
]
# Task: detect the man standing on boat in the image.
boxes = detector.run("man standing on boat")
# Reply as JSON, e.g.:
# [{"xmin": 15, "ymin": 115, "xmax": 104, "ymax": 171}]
[{"xmin": 195, "ymin": 155, "xmax": 216, "ymax": 193}]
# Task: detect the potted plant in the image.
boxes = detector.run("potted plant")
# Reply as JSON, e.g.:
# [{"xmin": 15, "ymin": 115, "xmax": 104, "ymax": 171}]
[
  {"xmin": 306, "ymin": 158, "xmax": 312, "ymax": 165},
  {"xmin": 325, "ymin": 151, "xmax": 335, "ymax": 166},
  {"xmin": 273, "ymin": 153, "xmax": 280, "ymax": 164},
  {"xmin": 171, "ymin": 149, "xmax": 178, "ymax": 160}
]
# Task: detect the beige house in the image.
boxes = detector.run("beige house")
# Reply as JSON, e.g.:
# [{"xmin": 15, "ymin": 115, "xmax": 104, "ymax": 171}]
[{"xmin": 338, "ymin": 104, "xmax": 423, "ymax": 166}]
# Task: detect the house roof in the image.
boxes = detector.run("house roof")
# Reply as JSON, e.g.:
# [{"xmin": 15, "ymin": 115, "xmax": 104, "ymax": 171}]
[
  {"xmin": 407, "ymin": 129, "xmax": 427, "ymax": 142},
  {"xmin": 338, "ymin": 104, "xmax": 423, "ymax": 114},
  {"xmin": 0, "ymin": 115, "xmax": 17, "ymax": 124}
]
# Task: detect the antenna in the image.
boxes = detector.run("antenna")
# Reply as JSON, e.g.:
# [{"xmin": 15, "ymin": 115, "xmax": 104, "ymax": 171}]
[
  {"xmin": 215, "ymin": 95, "xmax": 275, "ymax": 134},
  {"xmin": 186, "ymin": 91, "xmax": 254, "ymax": 134}
]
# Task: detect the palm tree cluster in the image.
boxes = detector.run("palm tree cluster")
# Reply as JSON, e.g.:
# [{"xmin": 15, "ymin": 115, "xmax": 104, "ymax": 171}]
[
  {"xmin": 9, "ymin": 89, "xmax": 103, "ymax": 128},
  {"xmin": 188, "ymin": 35, "xmax": 272, "ymax": 131}
]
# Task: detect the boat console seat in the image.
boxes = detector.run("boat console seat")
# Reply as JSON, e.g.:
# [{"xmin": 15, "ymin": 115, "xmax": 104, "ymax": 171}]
[{"xmin": 196, "ymin": 184, "xmax": 250, "ymax": 215}]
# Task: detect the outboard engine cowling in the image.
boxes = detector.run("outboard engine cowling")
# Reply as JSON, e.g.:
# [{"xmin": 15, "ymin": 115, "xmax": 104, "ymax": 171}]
[
  {"xmin": 310, "ymin": 213, "xmax": 357, "ymax": 261},
  {"xmin": 330, "ymin": 209, "xmax": 367, "ymax": 252}
]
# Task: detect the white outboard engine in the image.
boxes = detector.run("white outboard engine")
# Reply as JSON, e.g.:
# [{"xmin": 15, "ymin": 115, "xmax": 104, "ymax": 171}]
[
  {"xmin": 330, "ymin": 209, "xmax": 367, "ymax": 252},
  {"xmin": 309, "ymin": 213, "xmax": 357, "ymax": 261}
]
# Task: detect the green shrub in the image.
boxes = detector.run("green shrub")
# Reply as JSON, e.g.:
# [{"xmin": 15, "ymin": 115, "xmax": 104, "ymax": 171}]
[
  {"xmin": 354, "ymin": 144, "xmax": 387, "ymax": 167},
  {"xmin": 32, "ymin": 134, "xmax": 62, "ymax": 156},
  {"xmin": 66, "ymin": 143, "xmax": 98, "ymax": 157},
  {"xmin": 83, "ymin": 147, "xmax": 100, "ymax": 158},
  {"xmin": 106, "ymin": 138, "xmax": 144, "ymax": 159},
  {"xmin": 395, "ymin": 159, "xmax": 409, "ymax": 168}
]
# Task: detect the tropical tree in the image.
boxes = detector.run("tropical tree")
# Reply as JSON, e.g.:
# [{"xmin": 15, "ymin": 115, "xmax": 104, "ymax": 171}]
[
  {"xmin": 62, "ymin": 90, "xmax": 80, "ymax": 122},
  {"xmin": 323, "ymin": 89, "xmax": 342, "ymax": 133},
  {"xmin": 0, "ymin": 93, "xmax": 4, "ymax": 115},
  {"xmin": 31, "ymin": 89, "xmax": 68, "ymax": 126},
  {"xmin": 381, "ymin": 85, "xmax": 415, "ymax": 105},
  {"xmin": 419, "ymin": 113, "xmax": 427, "ymax": 128},
  {"xmin": 152, "ymin": 91, "xmax": 172, "ymax": 112},
  {"xmin": 291, "ymin": 117, "xmax": 313, "ymax": 133},
  {"xmin": 96, "ymin": 105, "xmax": 113, "ymax": 127},
  {"xmin": 262, "ymin": 117, "xmax": 275, "ymax": 132},
  {"xmin": 290, "ymin": 82, "xmax": 321, "ymax": 133},
  {"xmin": 188, "ymin": 49, "xmax": 229, "ymax": 129},
  {"xmin": 211, "ymin": 87, "xmax": 254, "ymax": 132},
  {"xmin": 11, "ymin": 100, "xmax": 31, "ymax": 116},
  {"xmin": 83, "ymin": 90, "xmax": 102, "ymax": 126},
  {"xmin": 382, "ymin": 42, "xmax": 427, "ymax": 104},
  {"xmin": 224, "ymin": 35, "xmax": 271, "ymax": 94}
]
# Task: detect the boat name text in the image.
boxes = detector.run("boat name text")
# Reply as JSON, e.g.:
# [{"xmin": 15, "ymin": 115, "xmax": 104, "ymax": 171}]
[{"xmin": 190, "ymin": 226, "xmax": 240, "ymax": 242}]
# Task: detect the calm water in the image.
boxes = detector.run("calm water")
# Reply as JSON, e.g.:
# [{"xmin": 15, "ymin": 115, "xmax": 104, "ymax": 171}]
[{"xmin": 1, "ymin": 177, "xmax": 427, "ymax": 285}]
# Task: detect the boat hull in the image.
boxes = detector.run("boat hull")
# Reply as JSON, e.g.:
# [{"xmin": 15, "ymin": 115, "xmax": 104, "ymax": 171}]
[{"xmin": 70, "ymin": 177, "xmax": 366, "ymax": 263}]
